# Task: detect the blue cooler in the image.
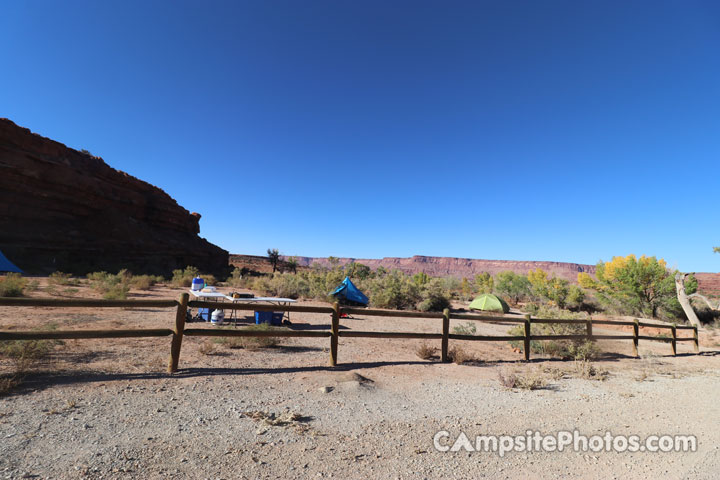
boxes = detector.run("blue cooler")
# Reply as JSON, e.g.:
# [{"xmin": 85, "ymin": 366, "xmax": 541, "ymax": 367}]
[
  {"xmin": 255, "ymin": 311, "xmax": 284, "ymax": 326},
  {"xmin": 198, "ymin": 308, "xmax": 212, "ymax": 322}
]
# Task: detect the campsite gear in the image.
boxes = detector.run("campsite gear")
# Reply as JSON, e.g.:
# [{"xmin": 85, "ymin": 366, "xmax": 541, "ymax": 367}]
[
  {"xmin": 468, "ymin": 293, "xmax": 510, "ymax": 313},
  {"xmin": 230, "ymin": 292, "xmax": 254, "ymax": 299},
  {"xmin": 191, "ymin": 276, "xmax": 204, "ymax": 291},
  {"xmin": 330, "ymin": 277, "xmax": 369, "ymax": 306},
  {"xmin": 255, "ymin": 311, "xmax": 284, "ymax": 326},
  {"xmin": 211, "ymin": 310, "xmax": 225, "ymax": 325},
  {"xmin": 0, "ymin": 250, "xmax": 22, "ymax": 273},
  {"xmin": 201, "ymin": 286, "xmax": 217, "ymax": 293}
]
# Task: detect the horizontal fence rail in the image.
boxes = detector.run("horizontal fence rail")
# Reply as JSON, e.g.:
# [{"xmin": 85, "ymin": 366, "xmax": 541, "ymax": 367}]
[{"xmin": 0, "ymin": 295, "xmax": 701, "ymax": 372}]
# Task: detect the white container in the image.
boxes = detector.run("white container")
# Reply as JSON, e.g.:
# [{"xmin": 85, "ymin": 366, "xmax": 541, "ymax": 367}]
[{"xmin": 211, "ymin": 310, "xmax": 225, "ymax": 325}]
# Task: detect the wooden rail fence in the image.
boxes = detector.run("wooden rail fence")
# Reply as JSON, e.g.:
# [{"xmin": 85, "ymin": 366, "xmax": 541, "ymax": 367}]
[{"xmin": 0, "ymin": 295, "xmax": 700, "ymax": 373}]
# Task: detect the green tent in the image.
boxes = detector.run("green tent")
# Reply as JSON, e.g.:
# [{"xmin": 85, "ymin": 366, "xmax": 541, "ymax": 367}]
[{"xmin": 468, "ymin": 294, "xmax": 509, "ymax": 313}]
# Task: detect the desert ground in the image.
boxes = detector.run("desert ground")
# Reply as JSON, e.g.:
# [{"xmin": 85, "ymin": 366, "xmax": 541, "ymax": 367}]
[{"xmin": 1, "ymin": 279, "xmax": 720, "ymax": 479}]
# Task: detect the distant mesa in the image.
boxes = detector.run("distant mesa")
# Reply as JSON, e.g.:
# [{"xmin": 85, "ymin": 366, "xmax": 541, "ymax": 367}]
[
  {"xmin": 0, "ymin": 118, "xmax": 228, "ymax": 275},
  {"xmin": 282, "ymin": 255, "xmax": 596, "ymax": 283}
]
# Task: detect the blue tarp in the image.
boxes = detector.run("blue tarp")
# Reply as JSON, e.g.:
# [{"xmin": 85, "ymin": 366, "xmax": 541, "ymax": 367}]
[
  {"xmin": 331, "ymin": 276, "xmax": 369, "ymax": 305},
  {"xmin": 0, "ymin": 250, "xmax": 22, "ymax": 273}
]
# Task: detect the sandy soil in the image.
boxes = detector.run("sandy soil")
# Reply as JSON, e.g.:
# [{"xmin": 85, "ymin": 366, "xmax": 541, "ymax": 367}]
[{"xmin": 1, "ymin": 280, "xmax": 720, "ymax": 479}]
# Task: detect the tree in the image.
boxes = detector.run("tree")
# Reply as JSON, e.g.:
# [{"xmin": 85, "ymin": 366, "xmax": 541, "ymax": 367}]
[
  {"xmin": 527, "ymin": 268, "xmax": 583, "ymax": 309},
  {"xmin": 286, "ymin": 256, "xmax": 298, "ymax": 274},
  {"xmin": 494, "ymin": 271, "xmax": 531, "ymax": 304},
  {"xmin": 675, "ymin": 272, "xmax": 701, "ymax": 328},
  {"xmin": 267, "ymin": 248, "xmax": 280, "ymax": 273},
  {"xmin": 578, "ymin": 255, "xmax": 678, "ymax": 319},
  {"xmin": 474, "ymin": 272, "xmax": 494, "ymax": 294},
  {"xmin": 345, "ymin": 262, "xmax": 371, "ymax": 280}
]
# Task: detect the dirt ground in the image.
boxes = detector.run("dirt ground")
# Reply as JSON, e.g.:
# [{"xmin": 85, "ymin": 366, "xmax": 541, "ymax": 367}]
[{"xmin": 1, "ymin": 279, "xmax": 720, "ymax": 479}]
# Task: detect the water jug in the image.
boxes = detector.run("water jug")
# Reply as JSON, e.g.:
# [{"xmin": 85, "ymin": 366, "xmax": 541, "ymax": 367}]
[{"xmin": 191, "ymin": 276, "xmax": 204, "ymax": 291}]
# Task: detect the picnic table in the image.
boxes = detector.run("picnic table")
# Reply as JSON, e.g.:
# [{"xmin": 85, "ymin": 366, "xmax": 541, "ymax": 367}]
[
  {"xmin": 224, "ymin": 295, "xmax": 297, "ymax": 324},
  {"xmin": 188, "ymin": 289, "xmax": 228, "ymax": 322}
]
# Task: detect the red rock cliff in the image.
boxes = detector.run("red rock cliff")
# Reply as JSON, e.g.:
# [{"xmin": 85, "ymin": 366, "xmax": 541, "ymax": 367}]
[
  {"xmin": 0, "ymin": 119, "xmax": 228, "ymax": 275},
  {"xmin": 284, "ymin": 255, "xmax": 595, "ymax": 282}
]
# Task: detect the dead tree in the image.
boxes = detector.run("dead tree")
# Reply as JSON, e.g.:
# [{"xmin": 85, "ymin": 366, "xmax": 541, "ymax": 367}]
[{"xmin": 675, "ymin": 272, "xmax": 720, "ymax": 329}]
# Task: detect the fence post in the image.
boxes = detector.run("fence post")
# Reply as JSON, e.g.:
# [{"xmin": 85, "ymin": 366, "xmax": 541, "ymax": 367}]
[
  {"xmin": 586, "ymin": 316, "xmax": 593, "ymax": 341},
  {"xmin": 693, "ymin": 325, "xmax": 699, "ymax": 354},
  {"xmin": 168, "ymin": 293, "xmax": 189, "ymax": 373},
  {"xmin": 671, "ymin": 324, "xmax": 677, "ymax": 356},
  {"xmin": 441, "ymin": 308, "xmax": 450, "ymax": 362},
  {"xmin": 524, "ymin": 314, "xmax": 531, "ymax": 362},
  {"xmin": 632, "ymin": 318, "xmax": 639, "ymax": 358},
  {"xmin": 329, "ymin": 302, "xmax": 339, "ymax": 367}
]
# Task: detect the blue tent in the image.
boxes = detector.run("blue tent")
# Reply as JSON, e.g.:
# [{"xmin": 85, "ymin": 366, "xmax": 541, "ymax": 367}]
[
  {"xmin": 0, "ymin": 250, "xmax": 22, "ymax": 273},
  {"xmin": 331, "ymin": 277, "xmax": 369, "ymax": 306}
]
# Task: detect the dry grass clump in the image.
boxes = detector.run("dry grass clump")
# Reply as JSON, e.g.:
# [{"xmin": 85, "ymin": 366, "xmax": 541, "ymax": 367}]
[
  {"xmin": 129, "ymin": 275, "xmax": 164, "ymax": 290},
  {"xmin": 242, "ymin": 410, "xmax": 313, "ymax": 434},
  {"xmin": 448, "ymin": 346, "xmax": 477, "ymax": 365},
  {"xmin": 0, "ymin": 334, "xmax": 59, "ymax": 395},
  {"xmin": 416, "ymin": 343, "xmax": 437, "ymax": 360},
  {"xmin": 198, "ymin": 341, "xmax": 216, "ymax": 355},
  {"xmin": 497, "ymin": 366, "xmax": 549, "ymax": 390},
  {"xmin": 214, "ymin": 324, "xmax": 282, "ymax": 350},
  {"xmin": 573, "ymin": 360, "xmax": 609, "ymax": 381}
]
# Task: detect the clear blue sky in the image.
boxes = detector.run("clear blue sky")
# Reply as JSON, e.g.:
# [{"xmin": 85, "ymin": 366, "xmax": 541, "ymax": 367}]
[{"xmin": 2, "ymin": 1, "xmax": 719, "ymax": 272}]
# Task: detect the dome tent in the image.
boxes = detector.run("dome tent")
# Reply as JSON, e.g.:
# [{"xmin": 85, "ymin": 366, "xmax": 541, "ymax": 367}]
[
  {"xmin": 468, "ymin": 293, "xmax": 509, "ymax": 313},
  {"xmin": 0, "ymin": 249, "xmax": 22, "ymax": 274},
  {"xmin": 330, "ymin": 277, "xmax": 369, "ymax": 306}
]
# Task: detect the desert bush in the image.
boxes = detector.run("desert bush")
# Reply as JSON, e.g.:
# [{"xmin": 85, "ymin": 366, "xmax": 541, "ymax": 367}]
[
  {"xmin": 416, "ymin": 343, "xmax": 437, "ymax": 360},
  {"xmin": 129, "ymin": 274, "xmax": 163, "ymax": 290},
  {"xmin": 417, "ymin": 279, "xmax": 451, "ymax": 312},
  {"xmin": 573, "ymin": 360, "xmax": 608, "ymax": 380},
  {"xmin": 448, "ymin": 346, "xmax": 473, "ymax": 364},
  {"xmin": 452, "ymin": 322, "xmax": 477, "ymax": 336},
  {"xmin": 0, "ymin": 325, "xmax": 60, "ymax": 395},
  {"xmin": 198, "ymin": 341, "xmax": 215, "ymax": 355},
  {"xmin": 87, "ymin": 270, "xmax": 131, "ymax": 300},
  {"xmin": 368, "ymin": 270, "xmax": 421, "ymax": 310},
  {"xmin": 48, "ymin": 271, "xmax": 78, "ymax": 286},
  {"xmin": 227, "ymin": 267, "xmax": 245, "ymax": 288},
  {"xmin": 0, "ymin": 273, "xmax": 27, "ymax": 297},
  {"xmin": 508, "ymin": 305, "xmax": 592, "ymax": 359},
  {"xmin": 0, "ymin": 338, "xmax": 55, "ymax": 373},
  {"xmin": 214, "ymin": 324, "xmax": 282, "ymax": 350},
  {"xmin": 690, "ymin": 298, "xmax": 720, "ymax": 325},
  {"xmin": 171, "ymin": 266, "xmax": 200, "ymax": 287},
  {"xmin": 497, "ymin": 367, "xmax": 548, "ymax": 390}
]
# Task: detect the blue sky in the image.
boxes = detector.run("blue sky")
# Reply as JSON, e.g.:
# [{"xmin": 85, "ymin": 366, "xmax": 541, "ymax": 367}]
[{"xmin": 2, "ymin": 1, "xmax": 719, "ymax": 272}]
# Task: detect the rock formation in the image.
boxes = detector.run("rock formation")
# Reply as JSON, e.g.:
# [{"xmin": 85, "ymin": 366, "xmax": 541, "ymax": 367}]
[
  {"xmin": 0, "ymin": 119, "xmax": 228, "ymax": 275},
  {"xmin": 282, "ymin": 255, "xmax": 595, "ymax": 283}
]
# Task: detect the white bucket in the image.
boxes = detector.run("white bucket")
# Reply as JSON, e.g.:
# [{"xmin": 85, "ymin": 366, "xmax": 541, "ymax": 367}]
[{"xmin": 211, "ymin": 310, "xmax": 225, "ymax": 325}]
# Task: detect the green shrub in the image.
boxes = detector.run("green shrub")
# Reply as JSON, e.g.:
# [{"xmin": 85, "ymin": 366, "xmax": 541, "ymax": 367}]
[
  {"xmin": 171, "ymin": 266, "xmax": 200, "ymax": 287},
  {"xmin": 129, "ymin": 274, "xmax": 163, "ymax": 290},
  {"xmin": 452, "ymin": 322, "xmax": 477, "ymax": 336},
  {"xmin": 48, "ymin": 271, "xmax": 78, "ymax": 286},
  {"xmin": 227, "ymin": 267, "xmax": 245, "ymax": 288},
  {"xmin": 508, "ymin": 305, "xmax": 591, "ymax": 359},
  {"xmin": 368, "ymin": 270, "xmax": 421, "ymax": 310},
  {"xmin": 87, "ymin": 270, "xmax": 131, "ymax": 300},
  {"xmin": 0, "ymin": 273, "xmax": 26, "ymax": 297},
  {"xmin": 417, "ymin": 279, "xmax": 451, "ymax": 312}
]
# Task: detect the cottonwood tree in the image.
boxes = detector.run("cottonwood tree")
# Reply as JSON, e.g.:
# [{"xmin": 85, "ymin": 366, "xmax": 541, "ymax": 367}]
[{"xmin": 578, "ymin": 254, "xmax": 680, "ymax": 319}]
